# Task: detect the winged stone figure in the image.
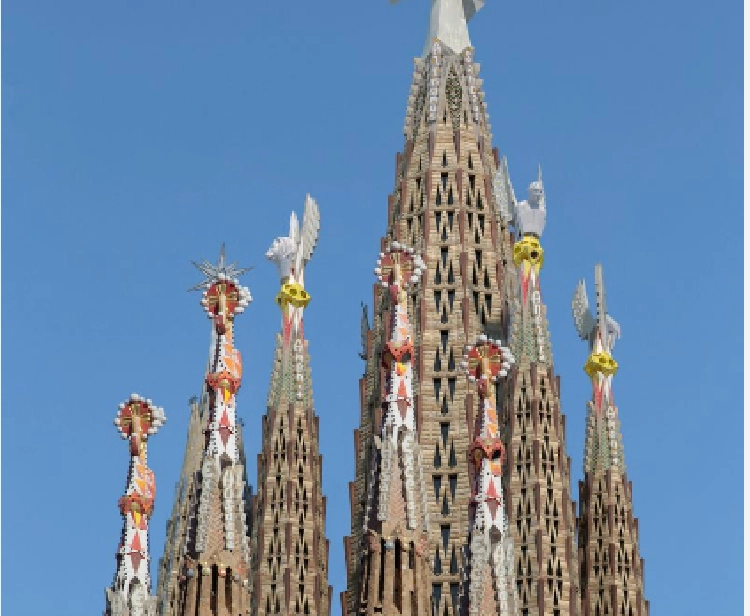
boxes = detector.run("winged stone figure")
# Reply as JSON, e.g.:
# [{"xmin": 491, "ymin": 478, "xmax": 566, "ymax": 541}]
[
  {"xmin": 572, "ymin": 267, "xmax": 621, "ymax": 353},
  {"xmin": 267, "ymin": 194, "xmax": 321, "ymax": 285}
]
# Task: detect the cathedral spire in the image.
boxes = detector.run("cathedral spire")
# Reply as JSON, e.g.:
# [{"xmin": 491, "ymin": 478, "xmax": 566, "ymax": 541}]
[
  {"xmin": 345, "ymin": 3, "xmax": 529, "ymax": 612},
  {"xmin": 105, "ymin": 394, "xmax": 166, "ymax": 616},
  {"xmin": 500, "ymin": 165, "xmax": 582, "ymax": 615},
  {"xmin": 572, "ymin": 264, "xmax": 623, "ymax": 474},
  {"xmin": 158, "ymin": 246, "xmax": 254, "ymax": 616},
  {"xmin": 572, "ymin": 265, "xmax": 649, "ymax": 616},
  {"xmin": 354, "ymin": 242, "xmax": 432, "ymax": 615},
  {"xmin": 250, "ymin": 196, "xmax": 332, "ymax": 616},
  {"xmin": 460, "ymin": 335, "xmax": 517, "ymax": 615}
]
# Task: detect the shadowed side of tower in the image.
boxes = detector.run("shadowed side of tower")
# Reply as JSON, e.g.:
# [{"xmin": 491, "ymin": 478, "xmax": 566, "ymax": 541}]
[
  {"xmin": 249, "ymin": 197, "xmax": 332, "ymax": 616},
  {"xmin": 572, "ymin": 266, "xmax": 648, "ymax": 616}
]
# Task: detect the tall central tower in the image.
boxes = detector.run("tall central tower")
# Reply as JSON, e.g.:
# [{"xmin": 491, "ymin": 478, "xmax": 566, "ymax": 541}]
[{"xmin": 344, "ymin": 2, "xmax": 580, "ymax": 615}]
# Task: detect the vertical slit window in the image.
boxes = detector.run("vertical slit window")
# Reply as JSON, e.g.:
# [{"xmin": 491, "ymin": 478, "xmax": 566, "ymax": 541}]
[
  {"xmin": 440, "ymin": 330, "xmax": 449, "ymax": 352},
  {"xmin": 440, "ymin": 423, "xmax": 449, "ymax": 447},
  {"xmin": 440, "ymin": 526, "xmax": 450, "ymax": 552},
  {"xmin": 448, "ymin": 377, "xmax": 456, "ymax": 401},
  {"xmin": 433, "ymin": 475, "xmax": 442, "ymax": 502}
]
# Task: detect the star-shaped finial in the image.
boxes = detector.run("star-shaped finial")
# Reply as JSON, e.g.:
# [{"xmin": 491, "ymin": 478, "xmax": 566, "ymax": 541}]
[{"xmin": 189, "ymin": 244, "xmax": 253, "ymax": 292}]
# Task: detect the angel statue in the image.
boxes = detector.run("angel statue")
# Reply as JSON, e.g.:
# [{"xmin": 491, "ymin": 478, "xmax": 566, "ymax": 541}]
[
  {"xmin": 266, "ymin": 194, "xmax": 321, "ymax": 337},
  {"xmin": 572, "ymin": 264, "xmax": 621, "ymax": 358}
]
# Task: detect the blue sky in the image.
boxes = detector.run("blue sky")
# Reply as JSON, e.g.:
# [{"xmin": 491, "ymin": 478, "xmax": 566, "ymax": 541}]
[{"xmin": 2, "ymin": 1, "xmax": 741, "ymax": 614}]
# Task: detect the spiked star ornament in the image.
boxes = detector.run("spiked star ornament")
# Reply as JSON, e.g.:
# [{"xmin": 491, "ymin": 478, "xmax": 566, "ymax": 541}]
[{"xmin": 189, "ymin": 244, "xmax": 253, "ymax": 294}]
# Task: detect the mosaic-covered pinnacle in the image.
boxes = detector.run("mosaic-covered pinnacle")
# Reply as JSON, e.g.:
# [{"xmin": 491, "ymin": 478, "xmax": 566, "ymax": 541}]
[
  {"xmin": 460, "ymin": 333, "xmax": 515, "ymax": 381},
  {"xmin": 114, "ymin": 394, "xmax": 167, "ymax": 456},
  {"xmin": 392, "ymin": 0, "xmax": 485, "ymax": 56},
  {"xmin": 374, "ymin": 241, "xmax": 426, "ymax": 304},
  {"xmin": 105, "ymin": 394, "xmax": 164, "ymax": 616}
]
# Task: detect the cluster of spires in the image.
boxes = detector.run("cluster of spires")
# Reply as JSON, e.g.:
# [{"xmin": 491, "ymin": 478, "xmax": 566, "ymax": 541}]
[{"xmin": 102, "ymin": 1, "xmax": 648, "ymax": 615}]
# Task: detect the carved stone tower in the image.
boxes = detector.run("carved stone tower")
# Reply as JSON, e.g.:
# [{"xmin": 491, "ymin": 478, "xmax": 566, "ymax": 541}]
[
  {"xmin": 250, "ymin": 196, "xmax": 332, "ymax": 616},
  {"xmin": 572, "ymin": 266, "xmax": 649, "ymax": 616},
  {"xmin": 343, "ymin": 2, "xmax": 582, "ymax": 615},
  {"xmin": 352, "ymin": 243, "xmax": 433, "ymax": 616},
  {"xmin": 105, "ymin": 394, "xmax": 167, "ymax": 616},
  {"xmin": 497, "ymin": 163, "xmax": 582, "ymax": 616},
  {"xmin": 156, "ymin": 247, "xmax": 254, "ymax": 616}
]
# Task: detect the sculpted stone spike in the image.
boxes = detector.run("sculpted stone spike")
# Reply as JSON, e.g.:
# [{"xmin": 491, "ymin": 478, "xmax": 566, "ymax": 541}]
[
  {"xmin": 352, "ymin": 244, "xmax": 432, "ymax": 615},
  {"xmin": 104, "ymin": 396, "xmax": 165, "ymax": 616},
  {"xmin": 154, "ymin": 246, "xmax": 253, "ymax": 616},
  {"xmin": 251, "ymin": 200, "xmax": 332, "ymax": 616},
  {"xmin": 574, "ymin": 265, "xmax": 649, "ymax": 615}
]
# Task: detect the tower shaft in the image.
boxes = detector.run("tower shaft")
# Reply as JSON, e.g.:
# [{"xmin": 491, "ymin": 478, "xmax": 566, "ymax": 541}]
[
  {"xmin": 573, "ymin": 266, "xmax": 648, "ymax": 616},
  {"xmin": 349, "ymin": 245, "xmax": 432, "ymax": 616},
  {"xmin": 250, "ymin": 335, "xmax": 332, "ymax": 616},
  {"xmin": 105, "ymin": 395, "xmax": 166, "ymax": 616},
  {"xmin": 251, "ymin": 202, "xmax": 332, "ymax": 616},
  {"xmin": 157, "ymin": 249, "xmax": 254, "ymax": 616},
  {"xmin": 503, "ymin": 286, "xmax": 581, "ymax": 615}
]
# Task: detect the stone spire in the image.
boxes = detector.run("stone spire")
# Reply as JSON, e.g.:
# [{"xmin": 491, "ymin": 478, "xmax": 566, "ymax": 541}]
[
  {"xmin": 350, "ymin": 242, "xmax": 432, "ymax": 616},
  {"xmin": 498, "ymin": 162, "xmax": 582, "ymax": 615},
  {"xmin": 344, "ymin": 5, "xmax": 529, "ymax": 613},
  {"xmin": 156, "ymin": 394, "xmax": 255, "ymax": 615},
  {"xmin": 249, "ymin": 195, "xmax": 332, "ymax": 616},
  {"xmin": 105, "ymin": 394, "xmax": 167, "ymax": 616},
  {"xmin": 157, "ymin": 246, "xmax": 254, "ymax": 616},
  {"xmin": 459, "ymin": 334, "xmax": 517, "ymax": 615},
  {"xmin": 572, "ymin": 265, "xmax": 649, "ymax": 616}
]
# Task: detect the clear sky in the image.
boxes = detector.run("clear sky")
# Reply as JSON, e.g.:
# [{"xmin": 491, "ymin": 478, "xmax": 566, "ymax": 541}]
[{"xmin": 2, "ymin": 1, "xmax": 741, "ymax": 614}]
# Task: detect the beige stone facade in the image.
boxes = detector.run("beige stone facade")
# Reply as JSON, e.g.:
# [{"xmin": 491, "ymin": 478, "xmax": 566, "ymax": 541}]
[{"xmin": 249, "ymin": 334, "xmax": 332, "ymax": 616}]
